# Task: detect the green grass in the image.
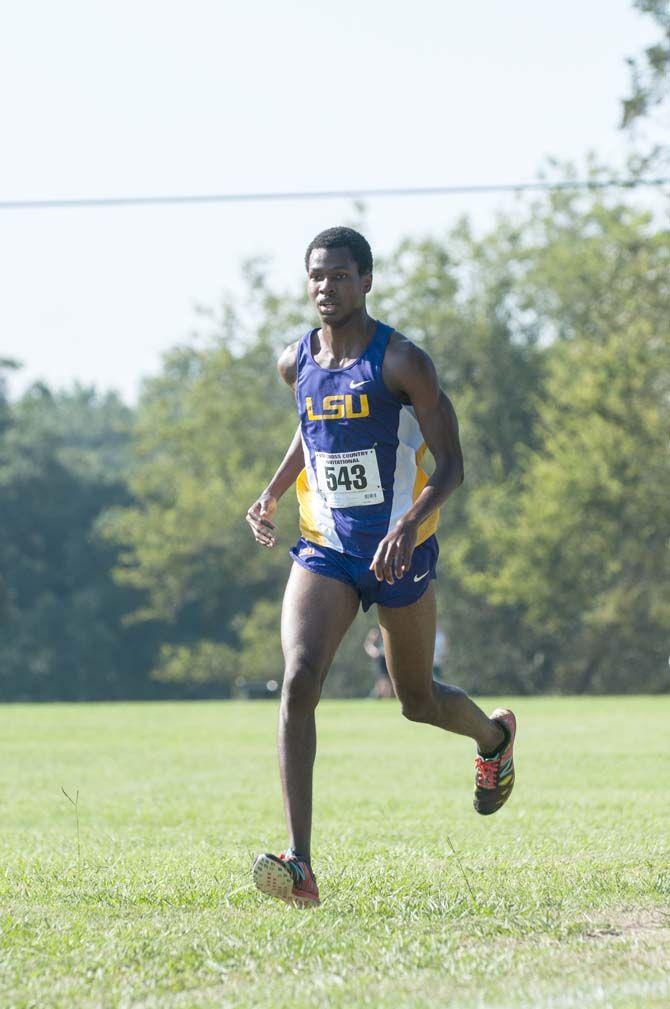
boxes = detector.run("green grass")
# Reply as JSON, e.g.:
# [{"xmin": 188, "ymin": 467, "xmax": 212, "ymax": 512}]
[{"xmin": 1, "ymin": 697, "xmax": 668, "ymax": 1009}]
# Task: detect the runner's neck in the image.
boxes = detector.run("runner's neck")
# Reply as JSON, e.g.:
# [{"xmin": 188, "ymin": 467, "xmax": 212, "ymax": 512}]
[{"xmin": 315, "ymin": 312, "xmax": 376, "ymax": 368}]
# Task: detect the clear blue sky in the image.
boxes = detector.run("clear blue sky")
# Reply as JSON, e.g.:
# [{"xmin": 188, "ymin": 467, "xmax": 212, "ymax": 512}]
[{"xmin": 0, "ymin": 0, "xmax": 662, "ymax": 403}]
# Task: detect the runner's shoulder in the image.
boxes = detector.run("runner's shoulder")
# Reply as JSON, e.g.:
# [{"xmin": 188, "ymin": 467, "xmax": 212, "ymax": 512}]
[
  {"xmin": 277, "ymin": 341, "xmax": 299, "ymax": 387},
  {"xmin": 384, "ymin": 330, "xmax": 438, "ymax": 397}
]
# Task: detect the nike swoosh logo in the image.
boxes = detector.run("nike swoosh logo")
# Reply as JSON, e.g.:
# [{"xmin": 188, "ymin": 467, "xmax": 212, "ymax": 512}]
[
  {"xmin": 349, "ymin": 380, "xmax": 369, "ymax": 389},
  {"xmin": 413, "ymin": 570, "xmax": 430, "ymax": 582}
]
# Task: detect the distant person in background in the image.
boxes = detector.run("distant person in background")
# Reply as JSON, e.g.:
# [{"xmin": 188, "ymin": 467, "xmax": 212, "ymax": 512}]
[
  {"xmin": 433, "ymin": 626, "xmax": 448, "ymax": 678},
  {"xmin": 364, "ymin": 626, "xmax": 394, "ymax": 698}
]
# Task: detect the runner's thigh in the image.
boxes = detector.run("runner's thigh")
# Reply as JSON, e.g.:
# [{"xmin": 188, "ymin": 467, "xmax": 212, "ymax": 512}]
[
  {"xmin": 281, "ymin": 563, "xmax": 360, "ymax": 682},
  {"xmin": 377, "ymin": 584, "xmax": 436, "ymax": 696}
]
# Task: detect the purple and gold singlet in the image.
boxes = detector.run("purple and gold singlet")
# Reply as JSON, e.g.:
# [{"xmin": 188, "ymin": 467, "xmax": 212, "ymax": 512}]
[{"xmin": 295, "ymin": 321, "xmax": 439, "ymax": 558}]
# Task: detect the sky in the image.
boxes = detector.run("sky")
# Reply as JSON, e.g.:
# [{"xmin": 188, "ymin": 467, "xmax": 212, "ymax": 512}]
[{"xmin": 0, "ymin": 0, "xmax": 663, "ymax": 404}]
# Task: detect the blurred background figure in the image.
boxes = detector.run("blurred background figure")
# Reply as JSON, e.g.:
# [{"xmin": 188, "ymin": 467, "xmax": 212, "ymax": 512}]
[
  {"xmin": 364, "ymin": 627, "xmax": 395, "ymax": 699},
  {"xmin": 433, "ymin": 626, "xmax": 448, "ymax": 678}
]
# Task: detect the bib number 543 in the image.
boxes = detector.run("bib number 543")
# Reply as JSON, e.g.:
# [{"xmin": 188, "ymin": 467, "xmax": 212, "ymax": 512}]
[
  {"xmin": 324, "ymin": 463, "xmax": 368, "ymax": 492},
  {"xmin": 315, "ymin": 448, "xmax": 383, "ymax": 508}
]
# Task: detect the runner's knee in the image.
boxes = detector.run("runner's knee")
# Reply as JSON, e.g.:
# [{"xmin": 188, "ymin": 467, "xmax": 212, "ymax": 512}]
[
  {"xmin": 398, "ymin": 686, "xmax": 433, "ymax": 723},
  {"xmin": 281, "ymin": 660, "xmax": 322, "ymax": 712}
]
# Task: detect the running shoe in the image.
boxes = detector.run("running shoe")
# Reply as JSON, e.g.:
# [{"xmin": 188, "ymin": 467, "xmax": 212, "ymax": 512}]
[
  {"xmin": 252, "ymin": 851, "xmax": 320, "ymax": 907},
  {"xmin": 473, "ymin": 708, "xmax": 516, "ymax": 815}
]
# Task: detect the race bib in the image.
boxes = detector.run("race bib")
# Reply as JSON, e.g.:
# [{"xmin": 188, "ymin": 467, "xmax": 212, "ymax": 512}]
[{"xmin": 314, "ymin": 448, "xmax": 384, "ymax": 508}]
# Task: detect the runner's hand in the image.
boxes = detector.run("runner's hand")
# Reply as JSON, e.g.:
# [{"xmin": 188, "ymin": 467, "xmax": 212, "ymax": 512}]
[
  {"xmin": 370, "ymin": 519, "xmax": 417, "ymax": 584},
  {"xmin": 246, "ymin": 493, "xmax": 278, "ymax": 548}
]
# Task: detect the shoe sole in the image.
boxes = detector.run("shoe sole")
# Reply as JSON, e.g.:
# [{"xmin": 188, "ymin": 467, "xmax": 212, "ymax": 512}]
[{"xmin": 252, "ymin": 854, "xmax": 320, "ymax": 907}]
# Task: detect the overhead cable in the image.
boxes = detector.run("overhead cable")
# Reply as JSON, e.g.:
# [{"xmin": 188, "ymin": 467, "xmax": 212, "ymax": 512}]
[{"xmin": 0, "ymin": 177, "xmax": 668, "ymax": 212}]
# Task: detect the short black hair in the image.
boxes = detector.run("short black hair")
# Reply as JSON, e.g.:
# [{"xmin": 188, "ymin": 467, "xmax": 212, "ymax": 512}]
[{"xmin": 304, "ymin": 227, "xmax": 373, "ymax": 275}]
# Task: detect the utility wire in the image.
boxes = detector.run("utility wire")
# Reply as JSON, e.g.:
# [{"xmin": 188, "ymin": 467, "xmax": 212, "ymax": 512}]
[{"xmin": 0, "ymin": 177, "xmax": 668, "ymax": 212}]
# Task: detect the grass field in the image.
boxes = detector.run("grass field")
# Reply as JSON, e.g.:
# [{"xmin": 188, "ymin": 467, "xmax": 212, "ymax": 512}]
[{"xmin": 1, "ymin": 697, "xmax": 668, "ymax": 1009}]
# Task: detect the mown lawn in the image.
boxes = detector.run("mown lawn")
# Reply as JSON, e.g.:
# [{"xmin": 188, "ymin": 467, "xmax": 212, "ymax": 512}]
[{"xmin": 1, "ymin": 697, "xmax": 668, "ymax": 1009}]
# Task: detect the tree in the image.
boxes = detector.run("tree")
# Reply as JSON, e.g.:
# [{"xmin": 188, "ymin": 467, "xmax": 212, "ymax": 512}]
[
  {"xmin": 102, "ymin": 234, "xmax": 550, "ymax": 696},
  {"xmin": 98, "ymin": 270, "xmax": 312, "ymax": 694},
  {"xmin": 621, "ymin": 1, "xmax": 670, "ymax": 130},
  {"xmin": 100, "ymin": 186, "xmax": 670, "ymax": 697},
  {"xmin": 0, "ymin": 383, "xmax": 159, "ymax": 700},
  {"xmin": 371, "ymin": 226, "xmax": 549, "ymax": 693},
  {"xmin": 460, "ymin": 191, "xmax": 670, "ymax": 691}
]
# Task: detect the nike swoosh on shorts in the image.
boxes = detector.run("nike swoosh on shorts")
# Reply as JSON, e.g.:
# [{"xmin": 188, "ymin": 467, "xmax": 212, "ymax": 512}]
[{"xmin": 413, "ymin": 571, "xmax": 430, "ymax": 582}]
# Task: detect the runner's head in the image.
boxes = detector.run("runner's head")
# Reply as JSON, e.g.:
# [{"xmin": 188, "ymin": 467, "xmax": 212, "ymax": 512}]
[{"xmin": 305, "ymin": 227, "xmax": 373, "ymax": 326}]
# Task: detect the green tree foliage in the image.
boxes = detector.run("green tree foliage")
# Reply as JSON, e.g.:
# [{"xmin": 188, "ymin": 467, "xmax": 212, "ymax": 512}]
[
  {"xmin": 457, "ymin": 189, "xmax": 670, "ymax": 692},
  {"xmin": 370, "ymin": 228, "xmax": 552, "ymax": 693},
  {"xmin": 98, "ymin": 270, "xmax": 311, "ymax": 695},
  {"xmin": 3, "ymin": 184, "xmax": 667, "ymax": 699},
  {"xmin": 97, "ymin": 183, "xmax": 669, "ymax": 697},
  {"xmin": 621, "ymin": 0, "xmax": 670, "ymax": 130},
  {"xmin": 0, "ymin": 382, "xmax": 160, "ymax": 700}
]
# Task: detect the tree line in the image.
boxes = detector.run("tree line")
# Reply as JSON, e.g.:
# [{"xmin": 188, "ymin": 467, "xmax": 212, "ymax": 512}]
[{"xmin": 1, "ymin": 175, "xmax": 668, "ymax": 701}]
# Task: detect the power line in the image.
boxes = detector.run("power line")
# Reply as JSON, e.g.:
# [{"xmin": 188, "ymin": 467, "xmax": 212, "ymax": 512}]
[{"xmin": 0, "ymin": 177, "xmax": 668, "ymax": 212}]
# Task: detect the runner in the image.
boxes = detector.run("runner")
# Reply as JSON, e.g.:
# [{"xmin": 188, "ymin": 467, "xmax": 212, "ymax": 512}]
[{"xmin": 246, "ymin": 227, "xmax": 516, "ymax": 907}]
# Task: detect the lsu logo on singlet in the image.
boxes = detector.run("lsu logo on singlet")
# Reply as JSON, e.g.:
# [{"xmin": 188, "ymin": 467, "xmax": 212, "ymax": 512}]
[{"xmin": 305, "ymin": 394, "xmax": 370, "ymax": 421}]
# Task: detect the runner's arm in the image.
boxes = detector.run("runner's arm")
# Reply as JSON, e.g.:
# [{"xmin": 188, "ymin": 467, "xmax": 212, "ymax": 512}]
[
  {"xmin": 371, "ymin": 342, "xmax": 464, "ymax": 582},
  {"xmin": 246, "ymin": 343, "xmax": 302, "ymax": 548}
]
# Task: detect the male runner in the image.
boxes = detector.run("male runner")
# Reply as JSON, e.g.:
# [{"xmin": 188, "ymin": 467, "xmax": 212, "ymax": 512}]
[{"xmin": 246, "ymin": 227, "xmax": 516, "ymax": 907}]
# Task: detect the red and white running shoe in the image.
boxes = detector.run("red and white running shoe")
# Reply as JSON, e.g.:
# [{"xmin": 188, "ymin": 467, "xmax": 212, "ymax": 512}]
[
  {"xmin": 473, "ymin": 708, "xmax": 517, "ymax": 815},
  {"xmin": 252, "ymin": 850, "xmax": 320, "ymax": 907}
]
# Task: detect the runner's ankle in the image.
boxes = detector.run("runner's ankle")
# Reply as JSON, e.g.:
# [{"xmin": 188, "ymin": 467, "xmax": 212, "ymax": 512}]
[{"xmin": 478, "ymin": 722, "xmax": 508, "ymax": 758}]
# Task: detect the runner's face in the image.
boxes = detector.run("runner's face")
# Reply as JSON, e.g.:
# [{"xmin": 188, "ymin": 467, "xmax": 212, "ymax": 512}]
[{"xmin": 307, "ymin": 247, "xmax": 372, "ymax": 325}]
